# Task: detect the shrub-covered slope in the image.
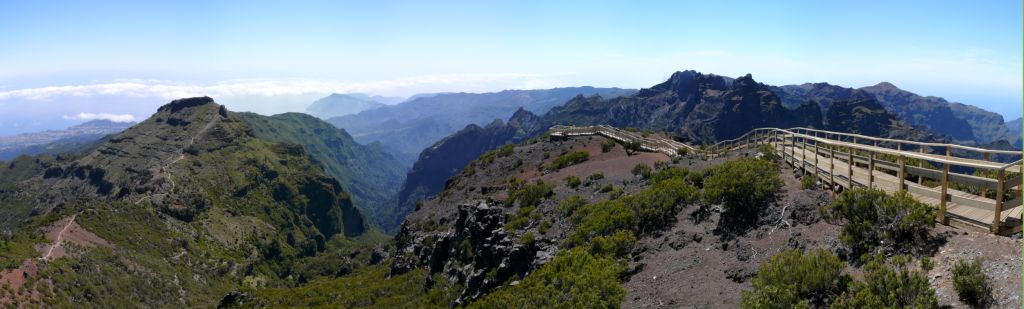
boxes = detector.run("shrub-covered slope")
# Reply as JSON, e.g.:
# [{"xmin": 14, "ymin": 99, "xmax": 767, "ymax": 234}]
[
  {"xmin": 236, "ymin": 112, "xmax": 406, "ymax": 231},
  {"xmin": 0, "ymin": 97, "xmax": 376, "ymax": 306}
]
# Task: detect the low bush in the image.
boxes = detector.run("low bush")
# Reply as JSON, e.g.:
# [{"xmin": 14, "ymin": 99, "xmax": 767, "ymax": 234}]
[
  {"xmin": 506, "ymin": 181, "xmax": 554, "ymax": 208},
  {"xmin": 758, "ymin": 143, "xmax": 777, "ymax": 161},
  {"xmin": 831, "ymin": 254, "xmax": 937, "ymax": 308},
  {"xmin": 702, "ymin": 158, "xmax": 782, "ymax": 227},
  {"xmin": 742, "ymin": 249, "xmax": 848, "ymax": 307},
  {"xmin": 564, "ymin": 175, "xmax": 581, "ymax": 188},
  {"xmin": 468, "ymin": 248, "xmax": 626, "ymax": 308},
  {"xmin": 600, "ymin": 139, "xmax": 616, "ymax": 153},
  {"xmin": 587, "ymin": 172, "xmax": 604, "ymax": 182},
  {"xmin": 621, "ymin": 177, "xmax": 698, "ymax": 233},
  {"xmin": 588, "ymin": 230, "xmax": 636, "ymax": 258},
  {"xmin": 800, "ymin": 175, "xmax": 815, "ymax": 189},
  {"xmin": 548, "ymin": 151, "xmax": 589, "ymax": 170},
  {"xmin": 821, "ymin": 188, "xmax": 935, "ymax": 258},
  {"xmin": 952, "ymin": 258, "xmax": 991, "ymax": 307},
  {"xmin": 497, "ymin": 144, "xmax": 515, "ymax": 157},
  {"xmin": 557, "ymin": 195, "xmax": 587, "ymax": 216},
  {"xmin": 632, "ymin": 163, "xmax": 652, "ymax": 179}
]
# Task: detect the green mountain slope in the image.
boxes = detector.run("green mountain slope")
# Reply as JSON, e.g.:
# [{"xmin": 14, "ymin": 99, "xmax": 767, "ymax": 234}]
[
  {"xmin": 236, "ymin": 112, "xmax": 406, "ymax": 232},
  {"xmin": 0, "ymin": 97, "xmax": 376, "ymax": 306}
]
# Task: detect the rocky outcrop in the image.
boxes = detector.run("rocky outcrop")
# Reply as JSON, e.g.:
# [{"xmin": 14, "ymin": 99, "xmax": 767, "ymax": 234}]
[{"xmin": 391, "ymin": 201, "xmax": 544, "ymax": 304}]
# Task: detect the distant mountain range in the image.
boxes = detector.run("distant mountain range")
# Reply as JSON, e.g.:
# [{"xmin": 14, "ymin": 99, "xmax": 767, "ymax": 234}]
[
  {"xmin": 389, "ymin": 70, "xmax": 954, "ymax": 227},
  {"xmin": 326, "ymin": 87, "xmax": 635, "ymax": 164},
  {"xmin": 774, "ymin": 81, "xmax": 1014, "ymax": 144},
  {"xmin": 305, "ymin": 93, "xmax": 398, "ymax": 119},
  {"xmin": 0, "ymin": 120, "xmax": 135, "ymax": 161}
]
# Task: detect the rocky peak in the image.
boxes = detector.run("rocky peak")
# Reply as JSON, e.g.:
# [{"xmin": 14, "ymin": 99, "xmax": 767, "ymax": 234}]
[
  {"xmin": 642, "ymin": 70, "xmax": 732, "ymax": 98},
  {"xmin": 869, "ymin": 81, "xmax": 900, "ymax": 92},
  {"xmin": 157, "ymin": 96, "xmax": 217, "ymax": 113}
]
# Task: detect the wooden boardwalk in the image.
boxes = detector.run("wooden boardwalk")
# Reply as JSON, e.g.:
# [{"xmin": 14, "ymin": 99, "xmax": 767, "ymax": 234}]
[{"xmin": 550, "ymin": 125, "xmax": 1023, "ymax": 235}]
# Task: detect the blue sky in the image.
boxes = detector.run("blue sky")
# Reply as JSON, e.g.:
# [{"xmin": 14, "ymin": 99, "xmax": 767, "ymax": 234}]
[{"xmin": 0, "ymin": 0, "xmax": 1021, "ymax": 134}]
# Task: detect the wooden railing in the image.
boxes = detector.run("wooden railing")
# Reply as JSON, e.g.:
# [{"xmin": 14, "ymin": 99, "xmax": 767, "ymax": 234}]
[
  {"xmin": 549, "ymin": 125, "xmax": 695, "ymax": 156},
  {"xmin": 548, "ymin": 125, "xmax": 1024, "ymax": 235},
  {"xmin": 708, "ymin": 127, "xmax": 1023, "ymax": 235}
]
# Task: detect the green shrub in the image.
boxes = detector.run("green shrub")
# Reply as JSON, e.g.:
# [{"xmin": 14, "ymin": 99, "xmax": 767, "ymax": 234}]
[
  {"xmin": 468, "ymin": 248, "xmax": 625, "ymax": 308},
  {"xmin": 676, "ymin": 147, "xmax": 689, "ymax": 156},
  {"xmin": 566, "ymin": 173, "xmax": 697, "ymax": 245},
  {"xmin": 650, "ymin": 166, "xmax": 689, "ymax": 184},
  {"xmin": 497, "ymin": 144, "xmax": 515, "ymax": 157},
  {"xmin": 587, "ymin": 172, "xmax": 604, "ymax": 181},
  {"xmin": 254, "ymin": 266, "xmax": 459, "ymax": 308},
  {"xmin": 601, "ymin": 139, "xmax": 617, "ymax": 153},
  {"xmin": 624, "ymin": 141, "xmax": 642, "ymax": 154},
  {"xmin": 821, "ymin": 188, "xmax": 935, "ymax": 258},
  {"xmin": 600, "ymin": 184, "xmax": 614, "ymax": 193},
  {"xmin": 557, "ymin": 195, "xmax": 587, "ymax": 216},
  {"xmin": 621, "ymin": 177, "xmax": 697, "ymax": 233},
  {"xmin": 607, "ymin": 188, "xmax": 624, "ymax": 200},
  {"xmin": 588, "ymin": 230, "xmax": 636, "ymax": 258},
  {"xmin": 919, "ymin": 256, "xmax": 933, "ymax": 271},
  {"xmin": 507, "ymin": 181, "xmax": 554, "ymax": 208},
  {"xmin": 800, "ymin": 175, "xmax": 815, "ymax": 189},
  {"xmin": 741, "ymin": 285, "xmax": 810, "ymax": 309},
  {"xmin": 518, "ymin": 232, "xmax": 536, "ymax": 246},
  {"xmin": 758, "ymin": 143, "xmax": 777, "ymax": 161},
  {"xmin": 952, "ymin": 258, "xmax": 991, "ymax": 307},
  {"xmin": 742, "ymin": 249, "xmax": 847, "ymax": 308},
  {"xmin": 831, "ymin": 254, "xmax": 937, "ymax": 308},
  {"xmin": 631, "ymin": 163, "xmax": 652, "ymax": 179},
  {"xmin": 702, "ymin": 158, "xmax": 782, "ymax": 225},
  {"xmin": 564, "ymin": 199, "xmax": 636, "ymax": 247},
  {"xmin": 564, "ymin": 175, "xmax": 581, "ymax": 188},
  {"xmin": 549, "ymin": 151, "xmax": 590, "ymax": 170},
  {"xmin": 538, "ymin": 220, "xmax": 552, "ymax": 234}
]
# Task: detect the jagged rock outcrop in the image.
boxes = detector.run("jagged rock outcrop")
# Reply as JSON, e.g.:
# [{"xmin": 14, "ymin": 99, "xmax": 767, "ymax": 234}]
[{"xmin": 391, "ymin": 201, "xmax": 544, "ymax": 304}]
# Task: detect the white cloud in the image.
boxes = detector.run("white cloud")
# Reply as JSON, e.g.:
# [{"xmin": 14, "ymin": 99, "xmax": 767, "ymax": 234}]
[
  {"xmin": 62, "ymin": 112, "xmax": 136, "ymax": 122},
  {"xmin": 0, "ymin": 73, "xmax": 552, "ymax": 102}
]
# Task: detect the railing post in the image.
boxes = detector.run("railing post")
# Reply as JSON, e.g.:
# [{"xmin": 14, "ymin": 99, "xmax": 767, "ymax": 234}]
[
  {"xmin": 898, "ymin": 154, "xmax": 905, "ymax": 190},
  {"xmin": 847, "ymin": 147, "xmax": 854, "ymax": 188},
  {"xmin": 790, "ymin": 131, "xmax": 798, "ymax": 167},
  {"xmin": 829, "ymin": 143, "xmax": 835, "ymax": 189},
  {"xmin": 992, "ymin": 169, "xmax": 1005, "ymax": 233},
  {"xmin": 801, "ymin": 132, "xmax": 807, "ymax": 173},
  {"xmin": 813, "ymin": 135, "xmax": 819, "ymax": 181},
  {"xmin": 868, "ymin": 150, "xmax": 875, "ymax": 189},
  {"xmin": 940, "ymin": 162, "xmax": 950, "ymax": 225},
  {"xmin": 981, "ymin": 153, "xmax": 990, "ymax": 198},
  {"xmin": 918, "ymin": 146, "xmax": 925, "ymax": 185}
]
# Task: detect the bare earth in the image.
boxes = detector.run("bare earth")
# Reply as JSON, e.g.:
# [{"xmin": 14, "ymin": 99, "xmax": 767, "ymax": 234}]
[{"xmin": 623, "ymin": 156, "xmax": 1022, "ymax": 309}]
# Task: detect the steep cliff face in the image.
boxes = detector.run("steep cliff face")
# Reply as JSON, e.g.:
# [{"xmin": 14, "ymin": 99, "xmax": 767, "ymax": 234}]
[{"xmin": 388, "ymin": 114, "xmax": 529, "ymax": 231}]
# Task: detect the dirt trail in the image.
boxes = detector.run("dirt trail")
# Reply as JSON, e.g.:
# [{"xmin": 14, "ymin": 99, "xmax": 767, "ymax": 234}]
[{"xmin": 40, "ymin": 214, "xmax": 77, "ymax": 261}]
